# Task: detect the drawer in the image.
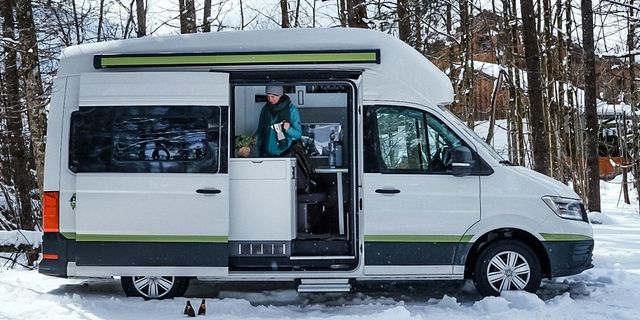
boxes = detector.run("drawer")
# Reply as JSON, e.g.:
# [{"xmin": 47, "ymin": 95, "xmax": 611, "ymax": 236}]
[{"xmin": 230, "ymin": 158, "xmax": 295, "ymax": 180}]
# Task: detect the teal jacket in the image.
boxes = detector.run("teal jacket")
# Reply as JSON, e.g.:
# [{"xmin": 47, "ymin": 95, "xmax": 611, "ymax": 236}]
[{"xmin": 255, "ymin": 95, "xmax": 301, "ymax": 156}]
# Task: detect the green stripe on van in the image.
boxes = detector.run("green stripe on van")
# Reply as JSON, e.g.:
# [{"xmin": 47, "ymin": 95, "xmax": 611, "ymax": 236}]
[
  {"xmin": 74, "ymin": 234, "xmax": 228, "ymax": 243},
  {"xmin": 364, "ymin": 235, "xmax": 473, "ymax": 243},
  {"xmin": 97, "ymin": 51, "xmax": 379, "ymax": 68},
  {"xmin": 540, "ymin": 233, "xmax": 593, "ymax": 241}
]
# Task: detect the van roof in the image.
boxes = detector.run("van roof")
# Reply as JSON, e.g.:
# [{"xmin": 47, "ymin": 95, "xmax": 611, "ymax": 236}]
[{"xmin": 59, "ymin": 28, "xmax": 454, "ymax": 107}]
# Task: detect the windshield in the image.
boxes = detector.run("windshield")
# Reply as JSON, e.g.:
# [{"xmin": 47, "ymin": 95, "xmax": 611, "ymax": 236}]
[{"xmin": 438, "ymin": 106, "xmax": 505, "ymax": 162}]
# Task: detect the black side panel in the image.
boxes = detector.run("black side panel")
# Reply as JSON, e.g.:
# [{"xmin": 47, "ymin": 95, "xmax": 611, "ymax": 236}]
[
  {"xmin": 543, "ymin": 240, "xmax": 594, "ymax": 277},
  {"xmin": 453, "ymin": 242, "xmax": 474, "ymax": 265},
  {"xmin": 39, "ymin": 232, "xmax": 74, "ymax": 277},
  {"xmin": 364, "ymin": 242, "xmax": 457, "ymax": 265},
  {"xmin": 75, "ymin": 242, "xmax": 228, "ymax": 267}
]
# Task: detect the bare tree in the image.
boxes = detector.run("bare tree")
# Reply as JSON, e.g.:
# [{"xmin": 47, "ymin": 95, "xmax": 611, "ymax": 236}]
[
  {"xmin": 2, "ymin": 0, "xmax": 37, "ymax": 230},
  {"xmin": 135, "ymin": 0, "xmax": 146, "ymax": 37},
  {"xmin": 202, "ymin": 0, "xmax": 212, "ymax": 32},
  {"xmin": 179, "ymin": 0, "xmax": 196, "ymax": 33},
  {"xmin": 338, "ymin": 0, "xmax": 347, "ymax": 27},
  {"xmin": 97, "ymin": 0, "xmax": 105, "ymax": 41},
  {"xmin": 397, "ymin": 0, "xmax": 410, "ymax": 42},
  {"xmin": 280, "ymin": 0, "xmax": 290, "ymax": 28},
  {"xmin": 581, "ymin": 0, "xmax": 601, "ymax": 211},
  {"xmin": 15, "ymin": 0, "xmax": 48, "ymax": 197},
  {"xmin": 347, "ymin": 0, "xmax": 367, "ymax": 28},
  {"xmin": 520, "ymin": 0, "xmax": 550, "ymax": 175}
]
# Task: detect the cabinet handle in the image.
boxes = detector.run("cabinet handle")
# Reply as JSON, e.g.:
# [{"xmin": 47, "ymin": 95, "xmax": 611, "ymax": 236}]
[{"xmin": 196, "ymin": 189, "xmax": 222, "ymax": 194}]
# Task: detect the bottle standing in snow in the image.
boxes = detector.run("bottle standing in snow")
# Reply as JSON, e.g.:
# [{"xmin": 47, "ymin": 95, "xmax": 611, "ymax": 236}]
[
  {"xmin": 198, "ymin": 299, "xmax": 206, "ymax": 315},
  {"xmin": 184, "ymin": 300, "xmax": 196, "ymax": 317}
]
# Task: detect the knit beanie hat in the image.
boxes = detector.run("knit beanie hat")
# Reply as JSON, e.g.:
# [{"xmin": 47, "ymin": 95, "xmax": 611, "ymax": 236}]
[{"xmin": 265, "ymin": 85, "xmax": 284, "ymax": 96}]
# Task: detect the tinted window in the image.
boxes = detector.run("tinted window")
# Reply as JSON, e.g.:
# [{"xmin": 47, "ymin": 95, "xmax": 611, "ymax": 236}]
[
  {"xmin": 69, "ymin": 106, "xmax": 226, "ymax": 173},
  {"xmin": 364, "ymin": 105, "xmax": 463, "ymax": 174}
]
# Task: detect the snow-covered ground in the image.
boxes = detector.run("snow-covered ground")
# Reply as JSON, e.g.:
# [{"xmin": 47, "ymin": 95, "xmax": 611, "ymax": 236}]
[{"xmin": 0, "ymin": 178, "xmax": 638, "ymax": 319}]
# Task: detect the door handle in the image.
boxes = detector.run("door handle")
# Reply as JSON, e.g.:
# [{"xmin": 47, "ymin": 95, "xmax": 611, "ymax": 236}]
[
  {"xmin": 196, "ymin": 189, "xmax": 222, "ymax": 194},
  {"xmin": 375, "ymin": 188, "xmax": 400, "ymax": 194}
]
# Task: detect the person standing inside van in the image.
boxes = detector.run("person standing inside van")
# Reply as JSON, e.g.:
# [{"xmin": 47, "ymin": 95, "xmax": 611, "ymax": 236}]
[{"xmin": 254, "ymin": 85, "xmax": 302, "ymax": 157}]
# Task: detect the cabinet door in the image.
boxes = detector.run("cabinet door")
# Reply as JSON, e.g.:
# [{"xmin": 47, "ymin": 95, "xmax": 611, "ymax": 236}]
[{"xmin": 71, "ymin": 72, "xmax": 230, "ymax": 275}]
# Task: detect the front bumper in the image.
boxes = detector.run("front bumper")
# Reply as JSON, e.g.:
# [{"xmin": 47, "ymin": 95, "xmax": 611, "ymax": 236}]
[{"xmin": 543, "ymin": 239, "xmax": 594, "ymax": 277}]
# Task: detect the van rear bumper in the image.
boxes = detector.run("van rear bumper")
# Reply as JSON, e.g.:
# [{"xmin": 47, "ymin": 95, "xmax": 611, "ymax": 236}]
[
  {"xmin": 39, "ymin": 232, "xmax": 73, "ymax": 278},
  {"xmin": 543, "ymin": 239, "xmax": 594, "ymax": 277}
]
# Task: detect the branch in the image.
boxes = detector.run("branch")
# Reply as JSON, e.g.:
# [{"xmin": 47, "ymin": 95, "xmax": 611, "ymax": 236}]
[{"xmin": 602, "ymin": 0, "xmax": 640, "ymax": 11}]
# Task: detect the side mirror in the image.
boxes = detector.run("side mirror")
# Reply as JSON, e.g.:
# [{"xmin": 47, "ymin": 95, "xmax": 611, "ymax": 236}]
[{"xmin": 451, "ymin": 146, "xmax": 475, "ymax": 177}]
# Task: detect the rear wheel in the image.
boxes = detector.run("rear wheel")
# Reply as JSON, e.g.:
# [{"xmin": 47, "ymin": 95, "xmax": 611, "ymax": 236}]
[
  {"xmin": 473, "ymin": 240, "xmax": 542, "ymax": 296},
  {"xmin": 121, "ymin": 276, "xmax": 189, "ymax": 299}
]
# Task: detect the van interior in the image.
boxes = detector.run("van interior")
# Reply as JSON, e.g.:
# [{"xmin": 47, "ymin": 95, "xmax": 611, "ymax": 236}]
[{"xmin": 229, "ymin": 79, "xmax": 357, "ymax": 272}]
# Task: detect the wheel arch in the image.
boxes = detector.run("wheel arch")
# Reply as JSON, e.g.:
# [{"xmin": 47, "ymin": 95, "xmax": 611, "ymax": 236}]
[{"xmin": 462, "ymin": 228, "xmax": 551, "ymax": 280}]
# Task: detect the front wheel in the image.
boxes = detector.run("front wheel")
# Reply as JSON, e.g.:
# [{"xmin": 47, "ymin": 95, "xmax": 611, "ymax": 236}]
[
  {"xmin": 473, "ymin": 240, "xmax": 542, "ymax": 296},
  {"xmin": 121, "ymin": 276, "xmax": 189, "ymax": 299}
]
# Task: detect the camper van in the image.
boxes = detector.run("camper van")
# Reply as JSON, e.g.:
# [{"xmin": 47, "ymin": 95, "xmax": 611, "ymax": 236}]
[{"xmin": 40, "ymin": 28, "xmax": 593, "ymax": 299}]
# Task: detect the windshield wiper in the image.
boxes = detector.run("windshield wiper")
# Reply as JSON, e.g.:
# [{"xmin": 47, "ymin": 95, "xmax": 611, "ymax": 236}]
[{"xmin": 499, "ymin": 160, "xmax": 515, "ymax": 166}]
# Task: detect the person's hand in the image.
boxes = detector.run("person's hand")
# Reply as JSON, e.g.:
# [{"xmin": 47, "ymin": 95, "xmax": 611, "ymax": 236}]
[{"xmin": 282, "ymin": 121, "xmax": 290, "ymax": 130}]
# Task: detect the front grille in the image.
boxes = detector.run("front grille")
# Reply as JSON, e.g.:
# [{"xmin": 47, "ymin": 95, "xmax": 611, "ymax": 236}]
[{"xmin": 573, "ymin": 242, "xmax": 593, "ymax": 266}]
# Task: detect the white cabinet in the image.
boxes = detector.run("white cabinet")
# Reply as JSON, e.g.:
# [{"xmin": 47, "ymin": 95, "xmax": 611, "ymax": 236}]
[{"xmin": 229, "ymin": 158, "xmax": 296, "ymax": 241}]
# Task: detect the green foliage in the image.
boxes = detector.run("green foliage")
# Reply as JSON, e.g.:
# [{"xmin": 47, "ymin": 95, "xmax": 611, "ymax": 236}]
[{"xmin": 235, "ymin": 135, "xmax": 253, "ymax": 148}]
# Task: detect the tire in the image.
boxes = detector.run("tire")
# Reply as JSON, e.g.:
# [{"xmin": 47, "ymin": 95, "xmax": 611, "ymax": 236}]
[
  {"xmin": 473, "ymin": 240, "xmax": 542, "ymax": 296},
  {"xmin": 121, "ymin": 276, "xmax": 189, "ymax": 300}
]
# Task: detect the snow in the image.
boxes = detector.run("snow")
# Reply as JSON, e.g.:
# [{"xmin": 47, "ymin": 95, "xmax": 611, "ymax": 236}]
[
  {"xmin": 597, "ymin": 101, "xmax": 639, "ymax": 117},
  {"xmin": 0, "ymin": 176, "xmax": 638, "ymax": 319},
  {"xmin": 0, "ymin": 230, "xmax": 42, "ymax": 247}
]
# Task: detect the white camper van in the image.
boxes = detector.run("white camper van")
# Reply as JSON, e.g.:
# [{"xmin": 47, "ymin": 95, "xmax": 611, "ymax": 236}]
[{"xmin": 40, "ymin": 28, "xmax": 593, "ymax": 299}]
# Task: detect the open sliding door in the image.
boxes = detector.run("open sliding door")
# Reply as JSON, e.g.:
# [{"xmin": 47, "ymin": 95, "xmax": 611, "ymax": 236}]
[{"xmin": 71, "ymin": 72, "xmax": 230, "ymax": 277}]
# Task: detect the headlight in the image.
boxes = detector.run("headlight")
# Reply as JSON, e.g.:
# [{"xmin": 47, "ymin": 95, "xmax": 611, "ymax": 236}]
[{"xmin": 542, "ymin": 196, "xmax": 587, "ymax": 222}]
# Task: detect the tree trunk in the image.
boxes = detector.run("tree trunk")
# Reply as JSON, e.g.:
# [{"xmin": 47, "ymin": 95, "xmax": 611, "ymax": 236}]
[
  {"xmin": 239, "ymin": 0, "xmax": 245, "ymax": 29},
  {"xmin": 397, "ymin": 0, "xmax": 410, "ymax": 43},
  {"xmin": 486, "ymin": 71, "xmax": 506, "ymax": 144},
  {"xmin": 510, "ymin": 0, "xmax": 526, "ymax": 166},
  {"xmin": 280, "ymin": 0, "xmax": 290, "ymax": 28},
  {"xmin": 294, "ymin": 0, "xmax": 301, "ymax": 27},
  {"xmin": 347, "ymin": 0, "xmax": 368, "ymax": 28},
  {"xmin": 123, "ymin": 0, "xmax": 135, "ymax": 38},
  {"xmin": 2, "ymin": 0, "xmax": 37, "ymax": 230},
  {"xmin": 338, "ymin": 0, "xmax": 348, "ymax": 27},
  {"xmin": 581, "ymin": 0, "xmax": 601, "ymax": 212},
  {"xmin": 135, "ymin": 0, "xmax": 146, "ymax": 37},
  {"xmin": 97, "ymin": 0, "xmax": 105, "ymax": 41},
  {"xmin": 71, "ymin": 0, "xmax": 82, "ymax": 44},
  {"xmin": 203, "ymin": 0, "xmax": 212, "ymax": 32},
  {"xmin": 520, "ymin": 0, "xmax": 550, "ymax": 175},
  {"xmin": 15, "ymin": 0, "xmax": 48, "ymax": 200},
  {"xmin": 179, "ymin": 0, "xmax": 196, "ymax": 33}
]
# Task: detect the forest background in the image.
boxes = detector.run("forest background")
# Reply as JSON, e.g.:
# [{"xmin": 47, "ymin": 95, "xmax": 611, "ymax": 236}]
[{"xmin": 1, "ymin": 0, "xmax": 639, "ymax": 260}]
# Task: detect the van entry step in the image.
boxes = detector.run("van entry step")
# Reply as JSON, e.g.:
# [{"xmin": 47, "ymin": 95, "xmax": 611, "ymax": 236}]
[{"xmin": 297, "ymin": 278, "xmax": 351, "ymax": 293}]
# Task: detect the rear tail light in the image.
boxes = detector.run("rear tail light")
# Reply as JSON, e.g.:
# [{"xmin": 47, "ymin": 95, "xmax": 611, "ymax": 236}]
[
  {"xmin": 42, "ymin": 253, "xmax": 59, "ymax": 260},
  {"xmin": 43, "ymin": 191, "xmax": 60, "ymax": 232}
]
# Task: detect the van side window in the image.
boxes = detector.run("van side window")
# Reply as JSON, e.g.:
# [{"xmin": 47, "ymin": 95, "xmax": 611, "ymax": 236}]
[
  {"xmin": 69, "ymin": 106, "xmax": 225, "ymax": 173},
  {"xmin": 364, "ymin": 105, "xmax": 463, "ymax": 174}
]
